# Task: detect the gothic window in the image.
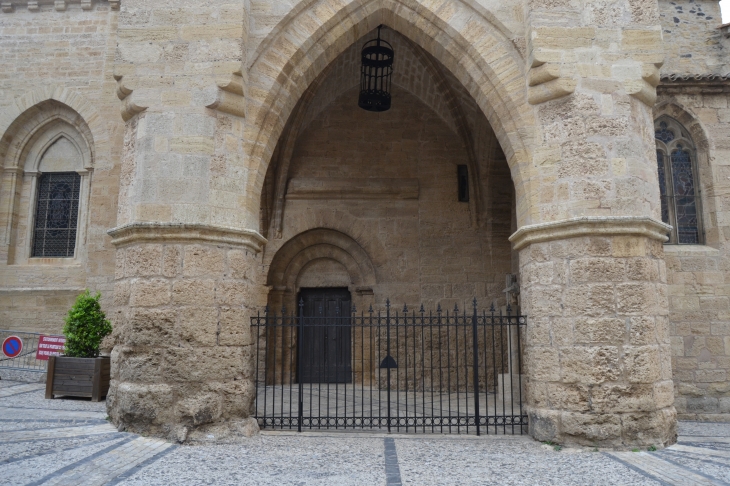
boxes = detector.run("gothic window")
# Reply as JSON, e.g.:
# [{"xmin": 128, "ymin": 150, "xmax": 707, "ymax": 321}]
[
  {"xmin": 654, "ymin": 119, "xmax": 703, "ymax": 244},
  {"xmin": 32, "ymin": 172, "xmax": 81, "ymax": 257}
]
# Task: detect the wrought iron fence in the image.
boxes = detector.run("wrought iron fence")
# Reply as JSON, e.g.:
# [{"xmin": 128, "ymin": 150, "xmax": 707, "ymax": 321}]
[
  {"xmin": 0, "ymin": 331, "xmax": 62, "ymax": 372},
  {"xmin": 252, "ymin": 300, "xmax": 527, "ymax": 435}
]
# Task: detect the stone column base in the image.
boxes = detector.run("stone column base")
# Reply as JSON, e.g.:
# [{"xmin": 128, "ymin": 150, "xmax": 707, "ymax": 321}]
[
  {"xmin": 513, "ymin": 218, "xmax": 678, "ymax": 449},
  {"xmin": 528, "ymin": 406, "xmax": 677, "ymax": 448},
  {"xmin": 106, "ymin": 223, "xmax": 267, "ymax": 442}
]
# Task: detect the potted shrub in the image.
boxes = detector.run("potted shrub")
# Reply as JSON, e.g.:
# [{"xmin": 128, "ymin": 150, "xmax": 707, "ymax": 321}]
[{"xmin": 45, "ymin": 290, "xmax": 113, "ymax": 402}]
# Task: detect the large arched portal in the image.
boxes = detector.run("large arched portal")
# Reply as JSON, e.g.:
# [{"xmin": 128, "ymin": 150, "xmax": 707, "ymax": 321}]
[{"xmin": 254, "ymin": 25, "xmax": 524, "ymax": 434}]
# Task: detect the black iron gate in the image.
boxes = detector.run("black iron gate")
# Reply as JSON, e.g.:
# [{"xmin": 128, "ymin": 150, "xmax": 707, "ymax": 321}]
[{"xmin": 252, "ymin": 300, "xmax": 527, "ymax": 435}]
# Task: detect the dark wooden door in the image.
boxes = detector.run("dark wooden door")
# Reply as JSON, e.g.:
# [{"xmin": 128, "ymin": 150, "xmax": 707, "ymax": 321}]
[{"xmin": 299, "ymin": 288, "xmax": 352, "ymax": 383}]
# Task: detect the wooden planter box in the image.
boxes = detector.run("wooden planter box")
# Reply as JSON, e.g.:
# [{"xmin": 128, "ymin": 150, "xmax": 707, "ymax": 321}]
[{"xmin": 45, "ymin": 355, "xmax": 110, "ymax": 402}]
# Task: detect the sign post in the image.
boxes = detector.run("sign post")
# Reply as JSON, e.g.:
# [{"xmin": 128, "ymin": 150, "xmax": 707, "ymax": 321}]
[
  {"xmin": 36, "ymin": 335, "xmax": 66, "ymax": 360},
  {"xmin": 2, "ymin": 336, "xmax": 23, "ymax": 358}
]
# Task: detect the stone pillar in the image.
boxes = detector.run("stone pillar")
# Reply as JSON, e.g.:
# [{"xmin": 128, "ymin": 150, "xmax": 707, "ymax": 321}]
[
  {"xmin": 107, "ymin": 1, "xmax": 265, "ymax": 441},
  {"xmin": 517, "ymin": 1, "xmax": 677, "ymax": 447},
  {"xmin": 108, "ymin": 228, "xmax": 263, "ymax": 441}
]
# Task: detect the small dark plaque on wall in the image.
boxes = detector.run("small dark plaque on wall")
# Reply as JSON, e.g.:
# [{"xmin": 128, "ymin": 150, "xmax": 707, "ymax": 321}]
[{"xmin": 458, "ymin": 165, "xmax": 469, "ymax": 202}]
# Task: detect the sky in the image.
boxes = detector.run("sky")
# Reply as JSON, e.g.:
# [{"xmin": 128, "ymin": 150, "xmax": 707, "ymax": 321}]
[{"xmin": 723, "ymin": 0, "xmax": 730, "ymax": 24}]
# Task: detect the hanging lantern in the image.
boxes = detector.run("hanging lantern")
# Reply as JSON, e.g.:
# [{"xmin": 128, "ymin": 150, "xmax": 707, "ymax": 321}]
[{"xmin": 358, "ymin": 26, "xmax": 394, "ymax": 112}]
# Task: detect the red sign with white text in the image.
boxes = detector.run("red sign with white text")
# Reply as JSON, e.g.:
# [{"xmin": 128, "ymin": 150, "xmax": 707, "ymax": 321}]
[{"xmin": 36, "ymin": 335, "xmax": 66, "ymax": 360}]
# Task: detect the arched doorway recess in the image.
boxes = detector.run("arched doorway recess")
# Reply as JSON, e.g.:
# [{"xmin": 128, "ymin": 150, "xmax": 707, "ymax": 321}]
[{"xmin": 252, "ymin": 7, "xmax": 526, "ymax": 432}]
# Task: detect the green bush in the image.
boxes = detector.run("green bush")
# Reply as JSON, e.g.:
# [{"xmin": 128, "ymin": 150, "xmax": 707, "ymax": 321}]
[{"xmin": 63, "ymin": 290, "xmax": 112, "ymax": 358}]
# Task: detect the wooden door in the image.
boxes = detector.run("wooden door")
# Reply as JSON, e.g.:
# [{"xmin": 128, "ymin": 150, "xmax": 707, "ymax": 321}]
[{"xmin": 299, "ymin": 288, "xmax": 352, "ymax": 383}]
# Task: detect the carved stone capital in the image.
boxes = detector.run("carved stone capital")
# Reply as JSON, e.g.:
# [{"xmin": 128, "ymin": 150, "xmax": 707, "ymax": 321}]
[
  {"xmin": 509, "ymin": 216, "xmax": 671, "ymax": 250},
  {"xmin": 108, "ymin": 222, "xmax": 267, "ymax": 253}
]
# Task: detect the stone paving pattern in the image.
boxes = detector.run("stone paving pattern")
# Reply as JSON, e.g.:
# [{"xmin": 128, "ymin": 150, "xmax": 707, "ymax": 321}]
[{"xmin": 0, "ymin": 382, "xmax": 729, "ymax": 485}]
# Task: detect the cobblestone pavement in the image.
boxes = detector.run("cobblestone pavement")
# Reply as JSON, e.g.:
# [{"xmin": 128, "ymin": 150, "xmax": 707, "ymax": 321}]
[{"xmin": 1, "ymin": 381, "xmax": 729, "ymax": 485}]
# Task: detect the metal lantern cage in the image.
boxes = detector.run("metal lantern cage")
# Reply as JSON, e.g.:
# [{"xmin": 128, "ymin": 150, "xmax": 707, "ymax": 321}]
[{"xmin": 358, "ymin": 26, "xmax": 394, "ymax": 112}]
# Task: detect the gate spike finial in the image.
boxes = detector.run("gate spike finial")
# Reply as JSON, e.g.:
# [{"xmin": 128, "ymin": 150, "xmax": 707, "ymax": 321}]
[
  {"xmin": 419, "ymin": 303, "xmax": 425, "ymax": 313},
  {"xmin": 454, "ymin": 303, "xmax": 459, "ymax": 313},
  {"xmin": 403, "ymin": 303, "xmax": 408, "ymax": 313},
  {"xmin": 352, "ymin": 303, "xmax": 357, "ymax": 314},
  {"xmin": 264, "ymin": 305, "xmax": 269, "ymax": 314},
  {"xmin": 386, "ymin": 299, "xmax": 390, "ymax": 308},
  {"xmin": 437, "ymin": 303, "xmax": 442, "ymax": 313},
  {"xmin": 489, "ymin": 302, "xmax": 495, "ymax": 313},
  {"xmin": 473, "ymin": 297, "xmax": 478, "ymax": 308},
  {"xmin": 506, "ymin": 303, "xmax": 512, "ymax": 315},
  {"xmin": 368, "ymin": 304, "xmax": 374, "ymax": 314}
]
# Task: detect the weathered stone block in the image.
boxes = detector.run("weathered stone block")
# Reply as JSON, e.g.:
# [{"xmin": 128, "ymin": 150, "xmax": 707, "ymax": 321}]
[
  {"xmin": 591, "ymin": 384, "xmax": 655, "ymax": 413},
  {"xmin": 561, "ymin": 411, "xmax": 622, "ymax": 445},
  {"xmin": 624, "ymin": 345, "xmax": 662, "ymax": 383},
  {"xmin": 560, "ymin": 346, "xmax": 620, "ymax": 384},
  {"xmin": 621, "ymin": 409, "xmax": 677, "ymax": 447},
  {"xmin": 129, "ymin": 278, "xmax": 171, "ymax": 307},
  {"xmin": 183, "ymin": 245, "xmax": 225, "ymax": 277},
  {"xmin": 575, "ymin": 317, "xmax": 626, "ymax": 344},
  {"xmin": 175, "ymin": 392, "xmax": 223, "ymax": 426},
  {"xmin": 172, "ymin": 279, "xmax": 216, "ymax": 305},
  {"xmin": 176, "ymin": 307, "xmax": 218, "ymax": 345}
]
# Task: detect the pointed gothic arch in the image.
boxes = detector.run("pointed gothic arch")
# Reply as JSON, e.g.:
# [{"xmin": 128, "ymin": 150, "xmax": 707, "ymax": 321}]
[
  {"xmin": 245, "ymin": 0, "xmax": 535, "ymax": 229},
  {"xmin": 654, "ymin": 101, "xmax": 717, "ymax": 246}
]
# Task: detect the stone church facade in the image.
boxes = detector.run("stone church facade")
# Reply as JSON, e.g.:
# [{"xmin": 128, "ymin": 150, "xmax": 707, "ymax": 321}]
[{"xmin": 1, "ymin": 0, "xmax": 729, "ymax": 447}]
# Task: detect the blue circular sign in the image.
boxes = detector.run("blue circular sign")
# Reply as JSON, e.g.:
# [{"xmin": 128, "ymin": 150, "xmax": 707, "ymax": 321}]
[{"xmin": 2, "ymin": 336, "xmax": 22, "ymax": 358}]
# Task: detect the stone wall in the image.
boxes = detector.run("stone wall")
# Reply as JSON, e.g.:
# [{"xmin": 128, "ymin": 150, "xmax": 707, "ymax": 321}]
[
  {"xmin": 659, "ymin": 0, "xmax": 728, "ymax": 75},
  {"xmin": 263, "ymin": 83, "xmax": 514, "ymax": 310},
  {"xmin": 0, "ymin": 1, "xmax": 121, "ymax": 332},
  {"xmin": 656, "ymin": 88, "xmax": 730, "ymax": 420}
]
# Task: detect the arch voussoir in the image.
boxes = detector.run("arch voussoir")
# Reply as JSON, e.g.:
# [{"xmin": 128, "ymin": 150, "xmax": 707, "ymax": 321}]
[{"xmin": 267, "ymin": 228, "xmax": 377, "ymax": 292}]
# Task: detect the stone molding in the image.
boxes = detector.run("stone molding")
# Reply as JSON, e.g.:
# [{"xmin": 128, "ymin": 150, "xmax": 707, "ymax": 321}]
[
  {"xmin": 286, "ymin": 178, "xmax": 419, "ymax": 200},
  {"xmin": 661, "ymin": 73, "xmax": 730, "ymax": 83},
  {"xmin": 107, "ymin": 223, "xmax": 267, "ymax": 253},
  {"xmin": 114, "ymin": 76, "xmax": 147, "ymax": 122},
  {"xmin": 526, "ymin": 57, "xmax": 577, "ymax": 105},
  {"xmin": 509, "ymin": 216, "xmax": 671, "ymax": 251},
  {"xmin": 204, "ymin": 73, "xmax": 246, "ymax": 118},
  {"xmin": 658, "ymin": 73, "xmax": 730, "ymax": 94},
  {"xmin": 0, "ymin": 287, "xmax": 85, "ymax": 293},
  {"xmin": 0, "ymin": 0, "xmax": 117, "ymax": 12}
]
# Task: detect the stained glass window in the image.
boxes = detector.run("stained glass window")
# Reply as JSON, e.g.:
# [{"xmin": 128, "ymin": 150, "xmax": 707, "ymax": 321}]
[
  {"xmin": 655, "ymin": 122, "xmax": 675, "ymax": 144},
  {"xmin": 32, "ymin": 172, "xmax": 80, "ymax": 257},
  {"xmin": 671, "ymin": 146, "xmax": 699, "ymax": 244},
  {"xmin": 656, "ymin": 150, "xmax": 669, "ymax": 224},
  {"xmin": 654, "ymin": 119, "xmax": 701, "ymax": 244}
]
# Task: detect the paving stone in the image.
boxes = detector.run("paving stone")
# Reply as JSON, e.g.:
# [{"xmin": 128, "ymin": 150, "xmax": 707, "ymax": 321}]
[{"xmin": 0, "ymin": 383, "xmax": 728, "ymax": 485}]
